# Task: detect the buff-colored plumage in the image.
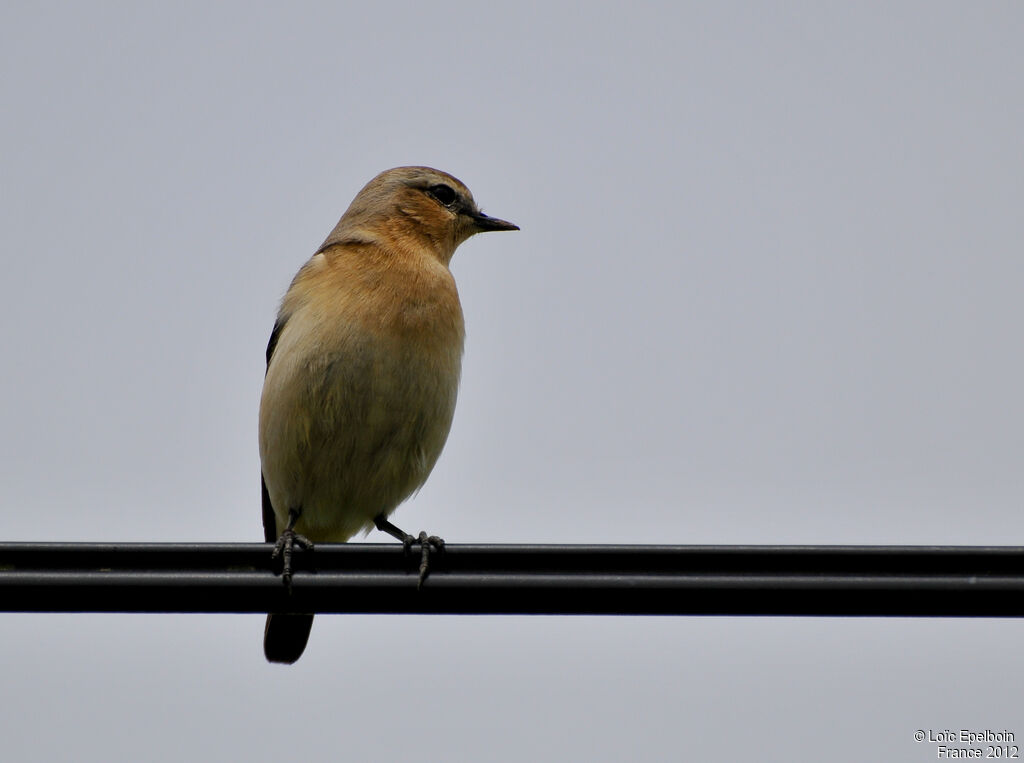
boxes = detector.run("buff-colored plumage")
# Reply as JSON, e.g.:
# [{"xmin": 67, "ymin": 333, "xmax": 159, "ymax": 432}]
[{"xmin": 260, "ymin": 167, "xmax": 517, "ymax": 662}]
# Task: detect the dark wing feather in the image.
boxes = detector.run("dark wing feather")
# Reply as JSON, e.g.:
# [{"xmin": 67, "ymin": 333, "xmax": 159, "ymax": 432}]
[
  {"xmin": 261, "ymin": 472, "xmax": 277, "ymax": 543},
  {"xmin": 265, "ymin": 316, "xmax": 287, "ymax": 370},
  {"xmin": 261, "ymin": 315, "xmax": 288, "ymax": 542}
]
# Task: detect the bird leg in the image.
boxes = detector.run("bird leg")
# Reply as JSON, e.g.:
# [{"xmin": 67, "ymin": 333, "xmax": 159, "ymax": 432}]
[
  {"xmin": 272, "ymin": 508, "xmax": 313, "ymax": 591},
  {"xmin": 373, "ymin": 515, "xmax": 444, "ymax": 588}
]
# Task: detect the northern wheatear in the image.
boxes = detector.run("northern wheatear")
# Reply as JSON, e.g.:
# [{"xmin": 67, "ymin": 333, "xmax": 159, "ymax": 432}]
[{"xmin": 259, "ymin": 166, "xmax": 518, "ymax": 663}]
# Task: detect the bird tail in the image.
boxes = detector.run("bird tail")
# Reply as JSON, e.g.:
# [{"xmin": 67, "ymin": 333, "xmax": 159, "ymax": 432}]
[{"xmin": 264, "ymin": 613, "xmax": 315, "ymax": 664}]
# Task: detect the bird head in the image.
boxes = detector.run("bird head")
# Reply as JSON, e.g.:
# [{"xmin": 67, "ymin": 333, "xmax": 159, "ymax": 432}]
[{"xmin": 319, "ymin": 166, "xmax": 518, "ymax": 263}]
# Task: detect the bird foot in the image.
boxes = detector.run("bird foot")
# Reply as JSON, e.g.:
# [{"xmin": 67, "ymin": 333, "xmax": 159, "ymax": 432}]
[
  {"xmin": 272, "ymin": 528, "xmax": 314, "ymax": 591},
  {"xmin": 402, "ymin": 531, "xmax": 445, "ymax": 588},
  {"xmin": 372, "ymin": 515, "xmax": 444, "ymax": 588}
]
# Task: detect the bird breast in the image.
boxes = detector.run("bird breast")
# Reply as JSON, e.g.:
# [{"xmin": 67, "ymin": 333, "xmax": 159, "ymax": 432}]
[{"xmin": 259, "ymin": 252, "xmax": 465, "ymax": 541}]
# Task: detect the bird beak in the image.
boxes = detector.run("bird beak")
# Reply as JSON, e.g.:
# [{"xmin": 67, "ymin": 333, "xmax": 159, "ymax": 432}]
[{"xmin": 471, "ymin": 211, "xmax": 519, "ymax": 232}]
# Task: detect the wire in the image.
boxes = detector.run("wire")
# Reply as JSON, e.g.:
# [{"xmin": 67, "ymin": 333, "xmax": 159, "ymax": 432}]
[{"xmin": 1, "ymin": 542, "xmax": 1023, "ymax": 616}]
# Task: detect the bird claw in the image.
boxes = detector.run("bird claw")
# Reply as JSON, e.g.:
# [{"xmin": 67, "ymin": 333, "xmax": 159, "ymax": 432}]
[
  {"xmin": 402, "ymin": 531, "xmax": 445, "ymax": 588},
  {"xmin": 272, "ymin": 528, "xmax": 313, "ymax": 591}
]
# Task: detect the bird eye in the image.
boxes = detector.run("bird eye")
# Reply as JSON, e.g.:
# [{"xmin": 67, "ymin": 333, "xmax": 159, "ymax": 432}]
[{"xmin": 427, "ymin": 184, "xmax": 458, "ymax": 207}]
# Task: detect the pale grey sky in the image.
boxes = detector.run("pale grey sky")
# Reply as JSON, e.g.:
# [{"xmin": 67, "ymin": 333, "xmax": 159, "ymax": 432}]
[{"xmin": 2, "ymin": 3, "xmax": 1023, "ymax": 761}]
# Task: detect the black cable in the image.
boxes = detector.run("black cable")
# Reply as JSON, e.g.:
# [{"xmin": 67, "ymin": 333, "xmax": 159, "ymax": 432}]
[{"xmin": 1, "ymin": 542, "xmax": 1023, "ymax": 616}]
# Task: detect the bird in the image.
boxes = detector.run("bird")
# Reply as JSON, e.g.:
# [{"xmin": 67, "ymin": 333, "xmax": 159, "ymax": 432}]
[{"xmin": 259, "ymin": 166, "xmax": 518, "ymax": 663}]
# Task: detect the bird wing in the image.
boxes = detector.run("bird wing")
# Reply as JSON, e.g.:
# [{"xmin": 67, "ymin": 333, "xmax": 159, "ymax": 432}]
[
  {"xmin": 262, "ymin": 315, "xmax": 289, "ymax": 542},
  {"xmin": 261, "ymin": 474, "xmax": 277, "ymax": 543}
]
